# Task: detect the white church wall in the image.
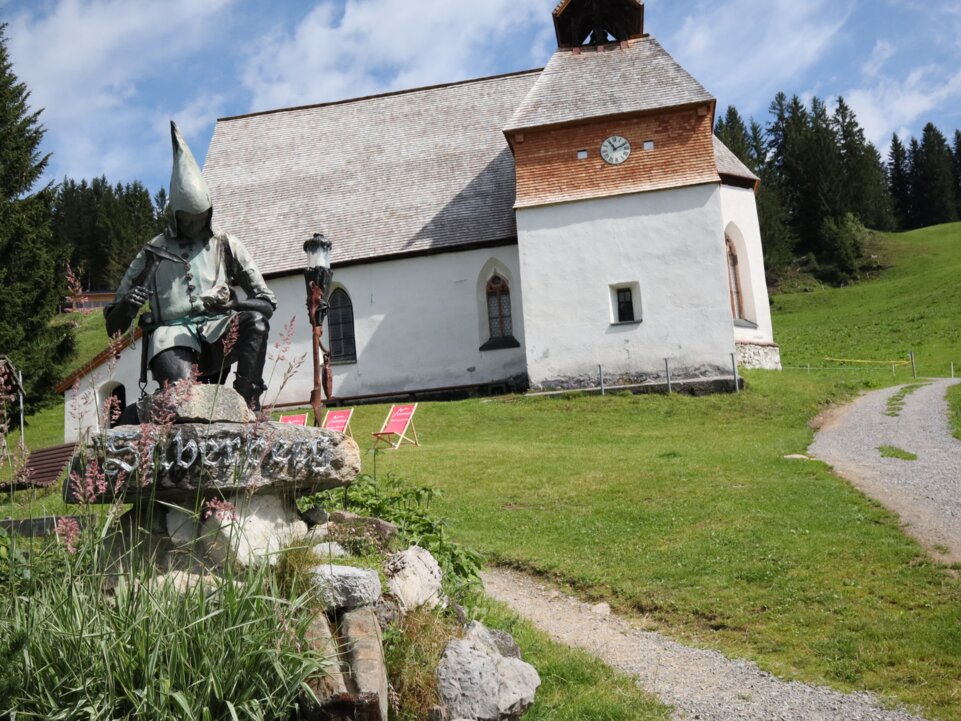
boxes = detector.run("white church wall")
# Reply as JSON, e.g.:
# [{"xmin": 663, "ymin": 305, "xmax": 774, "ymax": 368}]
[
  {"xmin": 63, "ymin": 246, "xmax": 527, "ymax": 442},
  {"xmin": 516, "ymin": 183, "xmax": 737, "ymax": 390},
  {"xmin": 265, "ymin": 246, "xmax": 528, "ymax": 405},
  {"xmin": 718, "ymin": 185, "xmax": 782, "ymax": 370},
  {"xmin": 63, "ymin": 338, "xmax": 143, "ymax": 443}
]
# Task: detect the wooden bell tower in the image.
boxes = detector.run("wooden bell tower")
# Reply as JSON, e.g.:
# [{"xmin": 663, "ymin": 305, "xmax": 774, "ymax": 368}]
[{"xmin": 552, "ymin": 0, "xmax": 645, "ymax": 49}]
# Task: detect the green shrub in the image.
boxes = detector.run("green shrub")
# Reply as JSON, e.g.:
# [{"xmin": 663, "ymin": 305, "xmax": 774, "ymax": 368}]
[{"xmin": 299, "ymin": 472, "xmax": 483, "ymax": 599}]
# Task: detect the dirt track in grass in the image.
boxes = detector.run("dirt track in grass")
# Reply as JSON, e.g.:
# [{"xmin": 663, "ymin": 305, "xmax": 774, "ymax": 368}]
[
  {"xmin": 809, "ymin": 379, "xmax": 961, "ymax": 564},
  {"xmin": 483, "ymin": 567, "xmax": 929, "ymax": 721}
]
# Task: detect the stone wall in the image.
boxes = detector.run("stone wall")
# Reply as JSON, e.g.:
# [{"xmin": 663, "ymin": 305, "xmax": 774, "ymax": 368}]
[{"xmin": 736, "ymin": 342, "xmax": 782, "ymax": 370}]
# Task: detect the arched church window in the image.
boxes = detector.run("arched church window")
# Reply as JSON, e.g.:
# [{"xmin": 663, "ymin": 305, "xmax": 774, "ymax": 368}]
[
  {"xmin": 328, "ymin": 289, "xmax": 357, "ymax": 364},
  {"xmin": 726, "ymin": 239, "xmax": 745, "ymax": 321},
  {"xmin": 486, "ymin": 275, "xmax": 513, "ymax": 339}
]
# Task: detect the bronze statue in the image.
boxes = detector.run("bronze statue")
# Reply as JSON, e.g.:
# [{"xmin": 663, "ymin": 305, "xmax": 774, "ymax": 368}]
[{"xmin": 105, "ymin": 122, "xmax": 277, "ymax": 410}]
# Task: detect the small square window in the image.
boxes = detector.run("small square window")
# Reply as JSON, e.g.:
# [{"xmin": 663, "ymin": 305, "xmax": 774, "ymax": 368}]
[
  {"xmin": 577, "ymin": 149, "xmax": 589, "ymax": 160},
  {"xmin": 609, "ymin": 282, "xmax": 642, "ymax": 325},
  {"xmin": 643, "ymin": 140, "xmax": 655, "ymax": 151}
]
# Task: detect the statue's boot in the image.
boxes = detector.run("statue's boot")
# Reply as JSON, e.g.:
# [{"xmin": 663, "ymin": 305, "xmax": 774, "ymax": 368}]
[{"xmin": 231, "ymin": 310, "xmax": 270, "ymax": 411}]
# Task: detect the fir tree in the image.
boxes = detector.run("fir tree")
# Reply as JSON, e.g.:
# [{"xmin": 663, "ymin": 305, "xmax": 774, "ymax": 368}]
[
  {"xmin": 0, "ymin": 25, "xmax": 72, "ymax": 406},
  {"xmin": 53, "ymin": 177, "xmax": 167, "ymax": 290},
  {"xmin": 888, "ymin": 133, "xmax": 911, "ymax": 230},
  {"xmin": 912, "ymin": 123, "xmax": 958, "ymax": 227},
  {"xmin": 714, "ymin": 105, "xmax": 750, "ymax": 165}
]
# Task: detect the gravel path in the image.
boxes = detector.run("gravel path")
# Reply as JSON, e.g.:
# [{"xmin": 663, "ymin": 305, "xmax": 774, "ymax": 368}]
[
  {"xmin": 483, "ymin": 568, "xmax": 928, "ymax": 721},
  {"xmin": 809, "ymin": 379, "xmax": 961, "ymax": 563}
]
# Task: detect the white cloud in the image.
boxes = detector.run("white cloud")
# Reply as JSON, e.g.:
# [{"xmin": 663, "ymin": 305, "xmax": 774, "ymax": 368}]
[
  {"xmin": 846, "ymin": 64, "xmax": 961, "ymax": 146},
  {"xmin": 861, "ymin": 40, "xmax": 894, "ymax": 79},
  {"xmin": 241, "ymin": 0, "xmax": 548, "ymax": 112},
  {"xmin": 6, "ymin": 0, "xmax": 235, "ymax": 184},
  {"xmin": 668, "ymin": 0, "xmax": 853, "ymax": 111}
]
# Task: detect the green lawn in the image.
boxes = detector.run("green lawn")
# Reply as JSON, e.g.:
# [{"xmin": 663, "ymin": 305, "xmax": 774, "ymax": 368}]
[
  {"xmin": 52, "ymin": 310, "xmax": 109, "ymax": 377},
  {"xmin": 351, "ymin": 373, "xmax": 959, "ymax": 719},
  {"xmin": 949, "ymin": 384, "xmax": 961, "ymax": 441},
  {"xmin": 775, "ymin": 223, "xmax": 961, "ymax": 378}
]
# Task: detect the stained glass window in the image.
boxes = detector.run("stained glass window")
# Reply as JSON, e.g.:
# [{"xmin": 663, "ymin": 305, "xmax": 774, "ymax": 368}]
[
  {"xmin": 486, "ymin": 275, "xmax": 513, "ymax": 339},
  {"xmin": 328, "ymin": 288, "xmax": 357, "ymax": 363}
]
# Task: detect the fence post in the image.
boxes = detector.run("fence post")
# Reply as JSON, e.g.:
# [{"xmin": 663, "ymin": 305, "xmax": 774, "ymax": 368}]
[
  {"xmin": 730, "ymin": 353, "xmax": 740, "ymax": 394},
  {"xmin": 892, "ymin": 364, "xmax": 896, "ymax": 378},
  {"xmin": 952, "ymin": 362, "xmax": 955, "ymax": 380},
  {"xmin": 807, "ymin": 364, "xmax": 811, "ymax": 374},
  {"xmin": 599, "ymin": 365, "xmax": 605, "ymax": 396},
  {"xmin": 664, "ymin": 358, "xmax": 673, "ymax": 394},
  {"xmin": 910, "ymin": 351, "xmax": 917, "ymax": 379}
]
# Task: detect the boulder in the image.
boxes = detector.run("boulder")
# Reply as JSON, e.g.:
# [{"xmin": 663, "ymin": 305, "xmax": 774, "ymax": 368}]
[
  {"xmin": 138, "ymin": 385, "xmax": 255, "ymax": 425},
  {"xmin": 302, "ymin": 506, "xmax": 330, "ymax": 526},
  {"xmin": 436, "ymin": 624, "xmax": 540, "ymax": 721},
  {"xmin": 464, "ymin": 621, "xmax": 522, "ymax": 660},
  {"xmin": 313, "ymin": 541, "xmax": 348, "ymax": 559},
  {"xmin": 329, "ymin": 511, "xmax": 398, "ymax": 545},
  {"xmin": 67, "ymin": 421, "xmax": 361, "ymax": 504},
  {"xmin": 201, "ymin": 493, "xmax": 308, "ymax": 567},
  {"xmin": 385, "ymin": 546, "xmax": 443, "ymax": 614},
  {"xmin": 312, "ymin": 564, "xmax": 382, "ymax": 611}
]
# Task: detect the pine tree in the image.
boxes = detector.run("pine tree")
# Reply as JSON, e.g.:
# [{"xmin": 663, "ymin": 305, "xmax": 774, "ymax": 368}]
[
  {"xmin": 53, "ymin": 178, "xmax": 168, "ymax": 290},
  {"xmin": 912, "ymin": 123, "xmax": 958, "ymax": 227},
  {"xmin": 0, "ymin": 25, "xmax": 72, "ymax": 406},
  {"xmin": 888, "ymin": 134, "xmax": 911, "ymax": 230},
  {"xmin": 714, "ymin": 105, "xmax": 750, "ymax": 165}
]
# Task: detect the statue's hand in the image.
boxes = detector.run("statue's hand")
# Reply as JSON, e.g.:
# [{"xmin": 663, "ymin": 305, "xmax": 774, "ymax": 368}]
[
  {"xmin": 123, "ymin": 286, "xmax": 150, "ymax": 309},
  {"xmin": 200, "ymin": 284, "xmax": 234, "ymax": 312}
]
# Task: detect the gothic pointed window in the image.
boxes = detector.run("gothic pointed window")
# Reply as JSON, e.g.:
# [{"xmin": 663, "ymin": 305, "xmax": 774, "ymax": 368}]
[
  {"xmin": 726, "ymin": 239, "xmax": 745, "ymax": 321},
  {"xmin": 480, "ymin": 274, "xmax": 520, "ymax": 351},
  {"xmin": 328, "ymin": 288, "xmax": 357, "ymax": 363},
  {"xmin": 487, "ymin": 275, "xmax": 512, "ymax": 339}
]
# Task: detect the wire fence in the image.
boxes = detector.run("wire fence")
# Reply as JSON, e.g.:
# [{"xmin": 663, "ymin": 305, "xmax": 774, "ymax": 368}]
[{"xmin": 781, "ymin": 351, "xmax": 960, "ymax": 381}]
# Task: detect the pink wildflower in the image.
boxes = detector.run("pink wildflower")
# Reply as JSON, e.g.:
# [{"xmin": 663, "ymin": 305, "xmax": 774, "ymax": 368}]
[
  {"xmin": 70, "ymin": 459, "xmax": 107, "ymax": 504},
  {"xmin": 222, "ymin": 315, "xmax": 241, "ymax": 357},
  {"xmin": 269, "ymin": 317, "xmax": 296, "ymax": 364},
  {"xmin": 203, "ymin": 498, "xmax": 238, "ymax": 523},
  {"xmin": 55, "ymin": 517, "xmax": 81, "ymax": 555},
  {"xmin": 65, "ymin": 264, "xmax": 91, "ymax": 316}
]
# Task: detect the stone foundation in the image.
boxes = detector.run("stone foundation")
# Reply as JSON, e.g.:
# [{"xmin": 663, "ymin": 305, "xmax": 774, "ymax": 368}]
[{"xmin": 736, "ymin": 342, "xmax": 782, "ymax": 370}]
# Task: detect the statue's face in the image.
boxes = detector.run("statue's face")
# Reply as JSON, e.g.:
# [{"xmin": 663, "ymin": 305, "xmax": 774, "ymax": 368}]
[{"xmin": 176, "ymin": 210, "xmax": 211, "ymax": 241}]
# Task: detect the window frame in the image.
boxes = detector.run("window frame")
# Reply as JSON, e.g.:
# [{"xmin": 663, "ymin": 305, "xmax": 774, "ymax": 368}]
[
  {"xmin": 327, "ymin": 287, "xmax": 357, "ymax": 365},
  {"xmin": 726, "ymin": 239, "xmax": 745, "ymax": 322},
  {"xmin": 609, "ymin": 282, "xmax": 642, "ymax": 326},
  {"xmin": 480, "ymin": 274, "xmax": 520, "ymax": 351}
]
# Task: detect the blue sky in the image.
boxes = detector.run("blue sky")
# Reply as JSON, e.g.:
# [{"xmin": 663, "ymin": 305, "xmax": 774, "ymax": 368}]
[{"xmin": 4, "ymin": 0, "xmax": 961, "ymax": 196}]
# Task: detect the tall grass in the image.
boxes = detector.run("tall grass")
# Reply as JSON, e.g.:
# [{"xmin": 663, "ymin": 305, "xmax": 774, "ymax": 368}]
[{"xmin": 0, "ymin": 506, "xmax": 328, "ymax": 721}]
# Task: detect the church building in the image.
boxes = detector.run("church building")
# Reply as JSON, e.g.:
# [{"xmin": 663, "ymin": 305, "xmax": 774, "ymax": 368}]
[{"xmin": 60, "ymin": 0, "xmax": 780, "ymax": 441}]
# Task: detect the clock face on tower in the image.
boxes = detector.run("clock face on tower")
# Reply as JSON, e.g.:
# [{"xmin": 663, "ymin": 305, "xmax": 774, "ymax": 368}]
[{"xmin": 600, "ymin": 136, "xmax": 631, "ymax": 165}]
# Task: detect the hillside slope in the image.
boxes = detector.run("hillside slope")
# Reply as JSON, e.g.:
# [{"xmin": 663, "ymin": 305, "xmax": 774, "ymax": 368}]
[{"xmin": 773, "ymin": 223, "xmax": 961, "ymax": 376}]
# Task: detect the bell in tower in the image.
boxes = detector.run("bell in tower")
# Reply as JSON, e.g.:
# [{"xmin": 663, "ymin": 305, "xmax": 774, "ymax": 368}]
[{"xmin": 553, "ymin": 0, "xmax": 645, "ymax": 48}]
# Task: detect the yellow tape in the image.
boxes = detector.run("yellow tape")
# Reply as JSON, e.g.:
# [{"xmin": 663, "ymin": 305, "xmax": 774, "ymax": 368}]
[{"xmin": 824, "ymin": 358, "xmax": 911, "ymax": 366}]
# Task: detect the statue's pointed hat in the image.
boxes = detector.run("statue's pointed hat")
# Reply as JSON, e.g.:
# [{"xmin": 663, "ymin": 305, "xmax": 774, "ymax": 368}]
[{"xmin": 167, "ymin": 121, "xmax": 212, "ymax": 236}]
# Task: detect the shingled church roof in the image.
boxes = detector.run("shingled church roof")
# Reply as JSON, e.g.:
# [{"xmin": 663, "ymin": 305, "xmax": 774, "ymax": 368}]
[
  {"xmin": 204, "ymin": 71, "xmax": 541, "ymax": 277},
  {"xmin": 713, "ymin": 137, "xmax": 759, "ymax": 185},
  {"xmin": 504, "ymin": 37, "xmax": 713, "ymax": 134}
]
